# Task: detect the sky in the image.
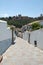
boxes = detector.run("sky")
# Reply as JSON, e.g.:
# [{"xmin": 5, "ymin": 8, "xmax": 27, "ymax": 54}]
[{"xmin": 0, "ymin": 0, "xmax": 43, "ymax": 17}]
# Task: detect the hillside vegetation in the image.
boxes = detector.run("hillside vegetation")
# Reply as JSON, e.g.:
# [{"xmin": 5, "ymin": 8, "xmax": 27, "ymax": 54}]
[{"xmin": 0, "ymin": 14, "xmax": 43, "ymax": 28}]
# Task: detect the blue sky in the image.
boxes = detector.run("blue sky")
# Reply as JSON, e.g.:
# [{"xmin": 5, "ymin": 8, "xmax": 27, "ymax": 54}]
[{"xmin": 0, "ymin": 0, "xmax": 43, "ymax": 17}]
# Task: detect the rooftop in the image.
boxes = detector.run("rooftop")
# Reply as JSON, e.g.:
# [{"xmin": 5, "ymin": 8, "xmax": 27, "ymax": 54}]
[{"xmin": 0, "ymin": 37, "xmax": 43, "ymax": 65}]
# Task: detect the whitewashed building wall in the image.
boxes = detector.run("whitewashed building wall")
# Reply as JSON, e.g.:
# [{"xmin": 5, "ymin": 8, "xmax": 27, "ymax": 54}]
[
  {"xmin": 23, "ymin": 29, "xmax": 43, "ymax": 50},
  {"xmin": 0, "ymin": 20, "xmax": 12, "ymax": 41},
  {"xmin": 30, "ymin": 29, "xmax": 43, "ymax": 50},
  {"xmin": 0, "ymin": 20, "xmax": 12, "ymax": 55},
  {"xmin": 39, "ymin": 20, "xmax": 43, "ymax": 26},
  {"xmin": 23, "ymin": 31, "xmax": 29, "ymax": 41}
]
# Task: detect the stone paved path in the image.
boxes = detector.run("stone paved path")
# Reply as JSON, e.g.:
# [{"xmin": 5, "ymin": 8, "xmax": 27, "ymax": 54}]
[{"xmin": 0, "ymin": 37, "xmax": 43, "ymax": 65}]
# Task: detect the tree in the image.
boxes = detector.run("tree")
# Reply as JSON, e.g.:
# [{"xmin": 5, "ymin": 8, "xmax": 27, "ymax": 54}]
[
  {"xmin": 32, "ymin": 23, "xmax": 41, "ymax": 30},
  {"xmin": 9, "ymin": 16, "xmax": 12, "ymax": 20},
  {"xmin": 10, "ymin": 25, "xmax": 15, "ymax": 44}
]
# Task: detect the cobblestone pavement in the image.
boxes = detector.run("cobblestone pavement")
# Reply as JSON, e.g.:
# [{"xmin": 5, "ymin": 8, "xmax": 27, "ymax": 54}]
[{"xmin": 0, "ymin": 37, "xmax": 43, "ymax": 65}]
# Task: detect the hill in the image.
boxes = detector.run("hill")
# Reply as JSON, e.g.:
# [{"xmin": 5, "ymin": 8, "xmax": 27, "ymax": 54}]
[{"xmin": 0, "ymin": 14, "xmax": 43, "ymax": 28}]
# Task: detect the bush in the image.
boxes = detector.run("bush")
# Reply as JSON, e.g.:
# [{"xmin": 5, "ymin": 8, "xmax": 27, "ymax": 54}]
[{"xmin": 32, "ymin": 23, "xmax": 41, "ymax": 30}]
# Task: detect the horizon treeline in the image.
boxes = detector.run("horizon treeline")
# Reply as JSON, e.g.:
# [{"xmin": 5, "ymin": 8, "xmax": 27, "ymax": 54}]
[{"xmin": 0, "ymin": 14, "xmax": 43, "ymax": 28}]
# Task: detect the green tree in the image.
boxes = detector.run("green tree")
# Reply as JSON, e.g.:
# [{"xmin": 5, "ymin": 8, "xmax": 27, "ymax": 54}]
[{"xmin": 32, "ymin": 23, "xmax": 41, "ymax": 30}]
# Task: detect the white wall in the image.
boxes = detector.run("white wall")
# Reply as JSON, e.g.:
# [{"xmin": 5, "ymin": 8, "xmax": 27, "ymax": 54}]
[
  {"xmin": 0, "ymin": 22, "xmax": 7, "ymax": 30},
  {"xmin": 23, "ymin": 31, "xmax": 29, "ymax": 42},
  {"xmin": 0, "ymin": 20, "xmax": 16, "ymax": 55},
  {"xmin": 23, "ymin": 29, "xmax": 43, "ymax": 50},
  {"xmin": 0, "ymin": 20, "xmax": 12, "ymax": 41},
  {"xmin": 30, "ymin": 29, "xmax": 43, "ymax": 50},
  {"xmin": 0, "ymin": 39, "xmax": 11, "ymax": 55},
  {"xmin": 23, "ymin": 31, "xmax": 28, "ymax": 41},
  {"xmin": 0, "ymin": 20, "xmax": 11, "ymax": 54},
  {"xmin": 0, "ymin": 29, "xmax": 12, "ymax": 41},
  {"xmin": 39, "ymin": 20, "xmax": 43, "ymax": 26}
]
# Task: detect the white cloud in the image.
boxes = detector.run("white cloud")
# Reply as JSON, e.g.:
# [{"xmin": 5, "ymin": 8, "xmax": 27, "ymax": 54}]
[
  {"xmin": 0, "ymin": 13, "xmax": 9, "ymax": 17},
  {"xmin": 3, "ymin": 14, "xmax": 9, "ymax": 17}
]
